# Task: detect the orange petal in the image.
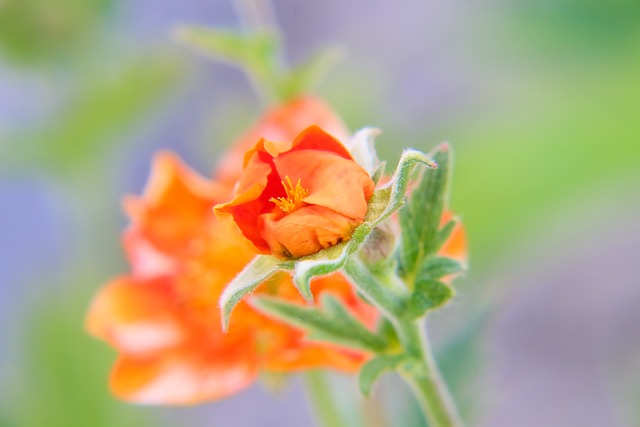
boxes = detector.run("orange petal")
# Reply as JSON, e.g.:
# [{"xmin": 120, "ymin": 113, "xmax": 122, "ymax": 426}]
[
  {"xmin": 260, "ymin": 205, "xmax": 360, "ymax": 258},
  {"xmin": 124, "ymin": 152, "xmax": 226, "ymax": 255},
  {"xmin": 86, "ymin": 277, "xmax": 184, "ymax": 355},
  {"xmin": 110, "ymin": 343, "xmax": 258, "ymax": 405},
  {"xmin": 289, "ymin": 125, "xmax": 354, "ymax": 160},
  {"xmin": 123, "ymin": 231, "xmax": 178, "ymax": 279},
  {"xmin": 439, "ymin": 211, "xmax": 467, "ymax": 264},
  {"xmin": 263, "ymin": 344, "xmax": 367, "ymax": 372},
  {"xmin": 273, "ymin": 149, "xmax": 374, "ymax": 219},
  {"xmin": 214, "ymin": 152, "xmax": 279, "ymax": 253}
]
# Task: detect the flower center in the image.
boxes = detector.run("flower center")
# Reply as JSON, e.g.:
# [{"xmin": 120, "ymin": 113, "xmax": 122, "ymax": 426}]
[{"xmin": 270, "ymin": 176, "xmax": 309, "ymax": 214}]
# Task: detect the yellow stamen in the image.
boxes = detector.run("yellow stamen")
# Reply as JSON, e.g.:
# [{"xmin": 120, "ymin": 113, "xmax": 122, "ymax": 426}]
[{"xmin": 270, "ymin": 176, "xmax": 309, "ymax": 214}]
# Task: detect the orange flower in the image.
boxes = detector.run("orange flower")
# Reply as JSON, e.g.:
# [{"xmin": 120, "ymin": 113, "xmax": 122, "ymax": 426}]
[
  {"xmin": 216, "ymin": 125, "xmax": 376, "ymax": 259},
  {"xmin": 86, "ymin": 98, "xmax": 376, "ymax": 405},
  {"xmin": 86, "ymin": 95, "xmax": 468, "ymax": 406}
]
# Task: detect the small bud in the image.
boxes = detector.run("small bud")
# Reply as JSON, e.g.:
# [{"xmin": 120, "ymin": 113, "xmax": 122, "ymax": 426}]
[{"xmin": 360, "ymin": 221, "xmax": 397, "ymax": 265}]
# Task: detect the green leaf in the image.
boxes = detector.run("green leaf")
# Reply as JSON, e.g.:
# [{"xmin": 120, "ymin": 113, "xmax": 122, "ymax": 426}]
[
  {"xmin": 376, "ymin": 316, "xmax": 400, "ymax": 347},
  {"xmin": 174, "ymin": 25, "xmax": 279, "ymax": 67},
  {"xmin": 176, "ymin": 25, "xmax": 345, "ymax": 102},
  {"xmin": 398, "ymin": 143, "xmax": 452, "ymax": 278},
  {"xmin": 343, "ymin": 257, "xmax": 406, "ymax": 319},
  {"xmin": 418, "ymin": 257, "xmax": 466, "ymax": 281},
  {"xmin": 359, "ymin": 354, "xmax": 407, "ymax": 396},
  {"xmin": 406, "ymin": 279, "xmax": 454, "ymax": 319},
  {"xmin": 174, "ymin": 25, "xmax": 284, "ymax": 102},
  {"xmin": 251, "ymin": 294, "xmax": 388, "ymax": 353},
  {"xmin": 219, "ymin": 255, "xmax": 283, "ymax": 331},
  {"xmin": 281, "ymin": 45, "xmax": 345, "ymax": 99},
  {"xmin": 433, "ymin": 217, "xmax": 459, "ymax": 254}
]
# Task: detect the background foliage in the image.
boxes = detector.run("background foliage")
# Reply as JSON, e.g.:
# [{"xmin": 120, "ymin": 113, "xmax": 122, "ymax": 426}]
[{"xmin": 1, "ymin": 1, "xmax": 638, "ymax": 426}]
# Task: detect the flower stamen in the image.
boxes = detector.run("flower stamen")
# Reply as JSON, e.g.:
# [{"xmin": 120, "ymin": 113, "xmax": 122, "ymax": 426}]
[{"xmin": 270, "ymin": 176, "xmax": 309, "ymax": 214}]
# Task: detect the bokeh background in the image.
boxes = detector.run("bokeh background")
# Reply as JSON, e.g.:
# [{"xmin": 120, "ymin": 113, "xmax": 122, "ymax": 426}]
[{"xmin": 1, "ymin": 1, "xmax": 639, "ymax": 426}]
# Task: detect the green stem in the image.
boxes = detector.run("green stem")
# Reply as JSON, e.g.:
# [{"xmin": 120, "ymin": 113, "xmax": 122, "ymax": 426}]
[
  {"xmin": 397, "ymin": 321, "xmax": 463, "ymax": 427},
  {"xmin": 343, "ymin": 258, "xmax": 405, "ymax": 319},
  {"xmin": 304, "ymin": 371, "xmax": 353, "ymax": 427},
  {"xmin": 232, "ymin": 0, "xmax": 289, "ymax": 104},
  {"xmin": 344, "ymin": 258, "xmax": 463, "ymax": 427}
]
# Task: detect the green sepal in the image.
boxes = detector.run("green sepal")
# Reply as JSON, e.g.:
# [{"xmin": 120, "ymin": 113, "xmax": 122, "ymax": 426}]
[
  {"xmin": 219, "ymin": 255, "xmax": 283, "ymax": 331},
  {"xmin": 346, "ymin": 128, "xmax": 382, "ymax": 177},
  {"xmin": 398, "ymin": 143, "xmax": 452, "ymax": 278},
  {"xmin": 359, "ymin": 354, "xmax": 408, "ymax": 396},
  {"xmin": 405, "ymin": 279, "xmax": 454, "ymax": 319},
  {"xmin": 251, "ymin": 294, "xmax": 388, "ymax": 353},
  {"xmin": 418, "ymin": 257, "xmax": 466, "ymax": 281},
  {"xmin": 292, "ymin": 224, "xmax": 371, "ymax": 302},
  {"xmin": 366, "ymin": 149, "xmax": 438, "ymax": 225}
]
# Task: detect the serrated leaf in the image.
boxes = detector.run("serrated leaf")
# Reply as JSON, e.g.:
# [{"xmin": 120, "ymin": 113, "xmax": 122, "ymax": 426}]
[
  {"xmin": 406, "ymin": 279, "xmax": 454, "ymax": 319},
  {"xmin": 321, "ymin": 293, "xmax": 357, "ymax": 321},
  {"xmin": 219, "ymin": 255, "xmax": 282, "ymax": 331},
  {"xmin": 251, "ymin": 295, "xmax": 388, "ymax": 352},
  {"xmin": 399, "ymin": 143, "xmax": 452, "ymax": 278},
  {"xmin": 359, "ymin": 354, "xmax": 407, "ymax": 396},
  {"xmin": 418, "ymin": 257, "xmax": 466, "ymax": 281}
]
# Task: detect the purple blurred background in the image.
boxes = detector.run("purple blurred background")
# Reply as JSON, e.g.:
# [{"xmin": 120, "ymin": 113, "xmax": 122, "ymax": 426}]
[{"xmin": 1, "ymin": 0, "xmax": 639, "ymax": 426}]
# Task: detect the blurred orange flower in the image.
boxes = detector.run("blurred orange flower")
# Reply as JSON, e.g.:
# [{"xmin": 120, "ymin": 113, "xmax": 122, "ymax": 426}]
[
  {"xmin": 439, "ymin": 211, "xmax": 467, "ymax": 265},
  {"xmin": 86, "ymin": 98, "xmax": 376, "ymax": 405},
  {"xmin": 215, "ymin": 126, "xmax": 375, "ymax": 259}
]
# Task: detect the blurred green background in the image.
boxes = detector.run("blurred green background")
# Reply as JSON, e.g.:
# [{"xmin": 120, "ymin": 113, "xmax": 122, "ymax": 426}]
[{"xmin": 1, "ymin": 1, "xmax": 639, "ymax": 426}]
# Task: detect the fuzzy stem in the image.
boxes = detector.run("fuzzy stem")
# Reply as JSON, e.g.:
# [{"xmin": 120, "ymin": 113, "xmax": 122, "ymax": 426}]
[
  {"xmin": 344, "ymin": 258, "xmax": 463, "ymax": 427},
  {"xmin": 397, "ymin": 321, "xmax": 463, "ymax": 427}
]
